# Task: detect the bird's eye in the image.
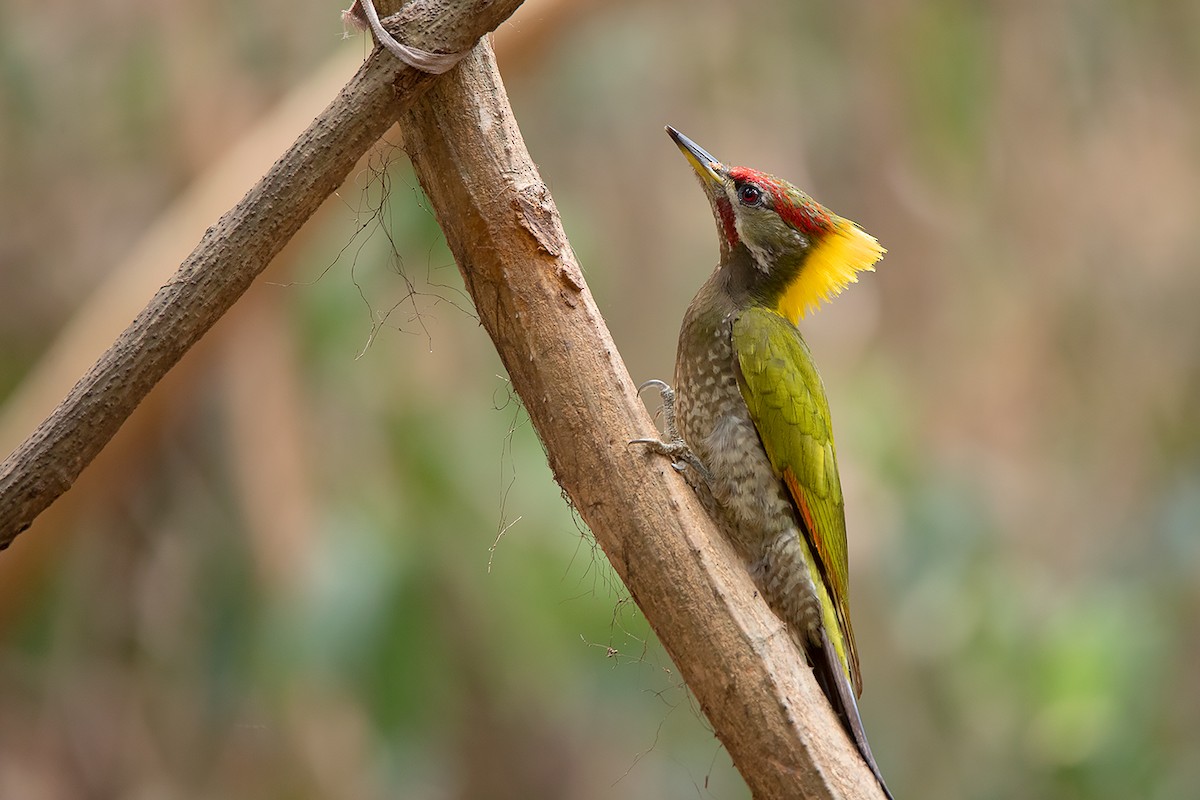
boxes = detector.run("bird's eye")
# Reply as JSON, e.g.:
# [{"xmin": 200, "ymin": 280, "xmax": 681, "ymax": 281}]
[{"xmin": 737, "ymin": 184, "xmax": 763, "ymax": 206}]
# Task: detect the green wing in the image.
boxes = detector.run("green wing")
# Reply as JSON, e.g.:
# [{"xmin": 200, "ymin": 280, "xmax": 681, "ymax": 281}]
[{"xmin": 732, "ymin": 306, "xmax": 862, "ymax": 695}]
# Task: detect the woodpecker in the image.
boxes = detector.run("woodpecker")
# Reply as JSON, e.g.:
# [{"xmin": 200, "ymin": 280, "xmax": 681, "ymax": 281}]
[{"xmin": 637, "ymin": 126, "xmax": 891, "ymax": 797}]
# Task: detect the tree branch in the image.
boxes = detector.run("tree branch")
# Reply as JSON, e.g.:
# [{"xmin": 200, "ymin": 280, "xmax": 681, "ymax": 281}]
[
  {"xmin": 1, "ymin": 4, "xmax": 887, "ymax": 795},
  {"xmin": 0, "ymin": 0, "xmax": 524, "ymax": 547},
  {"xmin": 399, "ymin": 41, "xmax": 886, "ymax": 800}
]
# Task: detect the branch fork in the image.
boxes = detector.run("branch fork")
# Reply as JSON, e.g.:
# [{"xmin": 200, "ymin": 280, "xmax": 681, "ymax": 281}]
[{"xmin": 345, "ymin": 0, "xmax": 469, "ymax": 74}]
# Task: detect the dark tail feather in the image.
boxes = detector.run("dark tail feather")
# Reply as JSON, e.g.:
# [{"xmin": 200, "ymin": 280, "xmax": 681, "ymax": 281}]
[{"xmin": 812, "ymin": 630, "xmax": 895, "ymax": 799}]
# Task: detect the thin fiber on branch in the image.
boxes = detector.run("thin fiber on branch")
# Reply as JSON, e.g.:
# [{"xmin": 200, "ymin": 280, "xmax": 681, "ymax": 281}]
[{"xmin": 0, "ymin": 0, "xmax": 525, "ymax": 547}]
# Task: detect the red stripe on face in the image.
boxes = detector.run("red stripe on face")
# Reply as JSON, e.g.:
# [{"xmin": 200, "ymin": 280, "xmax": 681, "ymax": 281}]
[
  {"xmin": 716, "ymin": 196, "xmax": 739, "ymax": 247},
  {"xmin": 728, "ymin": 166, "xmax": 831, "ymax": 236}
]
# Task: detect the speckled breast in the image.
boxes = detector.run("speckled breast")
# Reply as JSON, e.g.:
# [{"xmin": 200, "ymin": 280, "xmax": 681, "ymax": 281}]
[{"xmin": 671, "ymin": 280, "xmax": 824, "ymax": 640}]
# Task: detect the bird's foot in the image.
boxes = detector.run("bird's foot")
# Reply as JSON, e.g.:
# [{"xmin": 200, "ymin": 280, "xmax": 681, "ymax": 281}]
[
  {"xmin": 631, "ymin": 379, "xmax": 712, "ymax": 484},
  {"xmin": 637, "ymin": 379, "xmax": 682, "ymax": 439}
]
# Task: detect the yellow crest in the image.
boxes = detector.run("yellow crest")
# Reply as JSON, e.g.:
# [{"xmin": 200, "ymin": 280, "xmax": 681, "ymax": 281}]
[{"xmin": 777, "ymin": 219, "xmax": 885, "ymax": 325}]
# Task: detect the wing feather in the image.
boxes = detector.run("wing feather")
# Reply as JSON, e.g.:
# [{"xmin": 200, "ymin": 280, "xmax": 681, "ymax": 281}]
[{"xmin": 732, "ymin": 306, "xmax": 862, "ymax": 695}]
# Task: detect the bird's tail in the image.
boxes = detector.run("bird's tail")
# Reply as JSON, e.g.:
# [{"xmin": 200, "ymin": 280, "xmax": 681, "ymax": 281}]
[{"xmin": 812, "ymin": 629, "xmax": 895, "ymax": 799}]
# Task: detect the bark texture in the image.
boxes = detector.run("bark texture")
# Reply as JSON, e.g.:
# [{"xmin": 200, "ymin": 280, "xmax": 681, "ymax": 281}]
[
  {"xmin": 0, "ymin": 0, "xmax": 524, "ymax": 546},
  {"xmin": 399, "ymin": 41, "xmax": 887, "ymax": 800}
]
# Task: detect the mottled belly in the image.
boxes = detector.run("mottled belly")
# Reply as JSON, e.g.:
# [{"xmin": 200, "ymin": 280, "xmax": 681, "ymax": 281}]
[{"xmin": 673, "ymin": 322, "xmax": 823, "ymax": 641}]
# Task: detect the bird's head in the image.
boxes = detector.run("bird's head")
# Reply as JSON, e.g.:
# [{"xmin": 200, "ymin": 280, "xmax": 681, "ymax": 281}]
[{"xmin": 667, "ymin": 126, "xmax": 885, "ymax": 323}]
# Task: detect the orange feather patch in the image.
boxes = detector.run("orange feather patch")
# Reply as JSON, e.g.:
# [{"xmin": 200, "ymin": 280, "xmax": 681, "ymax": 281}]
[{"xmin": 783, "ymin": 467, "xmax": 863, "ymax": 696}]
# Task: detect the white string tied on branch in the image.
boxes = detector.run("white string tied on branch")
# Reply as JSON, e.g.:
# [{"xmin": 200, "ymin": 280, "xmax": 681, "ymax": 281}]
[{"xmin": 344, "ymin": 0, "xmax": 469, "ymax": 75}]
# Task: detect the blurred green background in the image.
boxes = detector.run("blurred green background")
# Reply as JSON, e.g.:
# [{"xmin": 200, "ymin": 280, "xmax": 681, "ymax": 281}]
[{"xmin": 2, "ymin": 1, "xmax": 1199, "ymax": 797}]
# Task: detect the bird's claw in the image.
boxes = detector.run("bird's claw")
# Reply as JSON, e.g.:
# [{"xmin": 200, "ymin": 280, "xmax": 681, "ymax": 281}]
[
  {"xmin": 631, "ymin": 378, "xmax": 712, "ymax": 484},
  {"xmin": 635, "ymin": 378, "xmax": 682, "ymax": 442},
  {"xmin": 637, "ymin": 378, "xmax": 674, "ymax": 398},
  {"xmin": 630, "ymin": 435, "xmax": 713, "ymax": 484}
]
